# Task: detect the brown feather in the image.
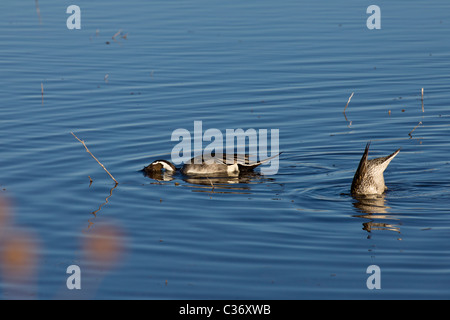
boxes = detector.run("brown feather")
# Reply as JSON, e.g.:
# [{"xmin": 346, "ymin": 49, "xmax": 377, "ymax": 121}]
[{"xmin": 351, "ymin": 142, "xmax": 370, "ymax": 194}]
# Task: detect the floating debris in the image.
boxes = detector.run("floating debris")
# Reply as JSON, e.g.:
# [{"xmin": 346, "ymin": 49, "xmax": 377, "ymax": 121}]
[
  {"xmin": 343, "ymin": 92, "xmax": 354, "ymax": 113},
  {"xmin": 71, "ymin": 132, "xmax": 118, "ymax": 185},
  {"xmin": 421, "ymin": 88, "xmax": 424, "ymax": 112},
  {"xmin": 343, "ymin": 92, "xmax": 354, "ymax": 128},
  {"xmin": 35, "ymin": 0, "xmax": 42, "ymax": 25},
  {"xmin": 41, "ymin": 82, "xmax": 44, "ymax": 105},
  {"xmin": 408, "ymin": 121, "xmax": 423, "ymax": 138}
]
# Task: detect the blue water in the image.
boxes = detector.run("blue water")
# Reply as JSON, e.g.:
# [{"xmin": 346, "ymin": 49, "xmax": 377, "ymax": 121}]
[{"xmin": 1, "ymin": 0, "xmax": 450, "ymax": 299}]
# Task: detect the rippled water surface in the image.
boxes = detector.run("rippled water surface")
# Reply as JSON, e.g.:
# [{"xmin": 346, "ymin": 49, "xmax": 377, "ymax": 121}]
[{"xmin": 1, "ymin": 1, "xmax": 450, "ymax": 299}]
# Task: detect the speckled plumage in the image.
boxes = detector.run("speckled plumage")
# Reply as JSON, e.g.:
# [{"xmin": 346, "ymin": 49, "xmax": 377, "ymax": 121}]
[{"xmin": 351, "ymin": 142, "xmax": 400, "ymax": 195}]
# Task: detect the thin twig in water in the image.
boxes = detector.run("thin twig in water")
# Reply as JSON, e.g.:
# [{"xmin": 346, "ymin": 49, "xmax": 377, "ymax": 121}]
[
  {"xmin": 408, "ymin": 121, "xmax": 422, "ymax": 138},
  {"xmin": 71, "ymin": 132, "xmax": 118, "ymax": 185},
  {"xmin": 35, "ymin": 0, "xmax": 42, "ymax": 25},
  {"xmin": 421, "ymin": 88, "xmax": 424, "ymax": 112},
  {"xmin": 343, "ymin": 92, "xmax": 354, "ymax": 127},
  {"xmin": 112, "ymin": 29, "xmax": 123, "ymax": 44},
  {"xmin": 343, "ymin": 92, "xmax": 354, "ymax": 113},
  {"xmin": 343, "ymin": 112, "xmax": 352, "ymax": 128},
  {"xmin": 206, "ymin": 176, "xmax": 215, "ymax": 191},
  {"xmin": 91, "ymin": 184, "xmax": 117, "ymax": 217},
  {"xmin": 112, "ymin": 29, "xmax": 122, "ymax": 40},
  {"xmin": 41, "ymin": 83, "xmax": 44, "ymax": 105},
  {"xmin": 86, "ymin": 183, "xmax": 118, "ymax": 230}
]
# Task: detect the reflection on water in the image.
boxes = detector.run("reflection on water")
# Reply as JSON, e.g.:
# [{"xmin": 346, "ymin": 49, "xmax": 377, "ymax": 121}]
[
  {"xmin": 143, "ymin": 169, "xmax": 175, "ymax": 182},
  {"xmin": 86, "ymin": 184, "xmax": 118, "ymax": 230},
  {"xmin": 82, "ymin": 223, "xmax": 125, "ymax": 267},
  {"xmin": 184, "ymin": 175, "xmax": 254, "ymax": 195},
  {"xmin": 352, "ymin": 194, "xmax": 401, "ymax": 233},
  {"xmin": 144, "ymin": 169, "xmax": 275, "ymax": 194},
  {"xmin": 0, "ymin": 194, "xmax": 126, "ymax": 299},
  {"xmin": 55, "ymin": 223, "xmax": 127, "ymax": 300},
  {"xmin": 0, "ymin": 196, "xmax": 40, "ymax": 299},
  {"xmin": 352, "ymin": 193, "xmax": 390, "ymax": 214}
]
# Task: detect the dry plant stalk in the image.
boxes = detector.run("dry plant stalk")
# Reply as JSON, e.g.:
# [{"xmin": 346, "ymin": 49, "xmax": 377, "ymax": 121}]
[
  {"xmin": 71, "ymin": 132, "xmax": 118, "ymax": 185},
  {"xmin": 206, "ymin": 176, "xmax": 215, "ymax": 191},
  {"xmin": 408, "ymin": 121, "xmax": 422, "ymax": 138},
  {"xmin": 112, "ymin": 30, "xmax": 122, "ymax": 40},
  {"xmin": 343, "ymin": 92, "xmax": 354, "ymax": 113},
  {"xmin": 41, "ymin": 83, "xmax": 44, "ymax": 105},
  {"xmin": 421, "ymin": 88, "xmax": 424, "ymax": 112},
  {"xmin": 35, "ymin": 0, "xmax": 42, "ymax": 25},
  {"xmin": 343, "ymin": 92, "xmax": 354, "ymax": 128}
]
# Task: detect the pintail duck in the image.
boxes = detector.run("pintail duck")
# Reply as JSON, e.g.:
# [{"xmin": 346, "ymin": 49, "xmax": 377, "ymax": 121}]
[
  {"xmin": 351, "ymin": 142, "xmax": 400, "ymax": 195},
  {"xmin": 144, "ymin": 153, "xmax": 281, "ymax": 176}
]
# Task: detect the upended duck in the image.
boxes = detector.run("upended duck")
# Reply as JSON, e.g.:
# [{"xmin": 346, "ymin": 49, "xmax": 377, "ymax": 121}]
[
  {"xmin": 351, "ymin": 142, "xmax": 400, "ymax": 195},
  {"xmin": 144, "ymin": 153, "xmax": 281, "ymax": 176}
]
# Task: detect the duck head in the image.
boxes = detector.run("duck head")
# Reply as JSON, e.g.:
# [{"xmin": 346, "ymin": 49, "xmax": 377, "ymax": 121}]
[{"xmin": 144, "ymin": 160, "xmax": 176, "ymax": 174}]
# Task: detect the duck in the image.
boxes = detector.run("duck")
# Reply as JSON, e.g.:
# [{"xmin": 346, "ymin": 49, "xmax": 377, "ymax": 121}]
[
  {"xmin": 144, "ymin": 152, "xmax": 281, "ymax": 177},
  {"xmin": 351, "ymin": 142, "xmax": 400, "ymax": 195}
]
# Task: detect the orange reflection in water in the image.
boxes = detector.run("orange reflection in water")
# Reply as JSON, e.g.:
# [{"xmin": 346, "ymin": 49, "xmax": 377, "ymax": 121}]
[
  {"xmin": 0, "ymin": 197, "xmax": 11, "ymax": 229},
  {"xmin": 1, "ymin": 192, "xmax": 126, "ymax": 299},
  {"xmin": 82, "ymin": 224, "xmax": 124, "ymax": 267},
  {"xmin": 0, "ymin": 196, "xmax": 40, "ymax": 299},
  {"xmin": 1, "ymin": 232, "xmax": 39, "ymax": 280}
]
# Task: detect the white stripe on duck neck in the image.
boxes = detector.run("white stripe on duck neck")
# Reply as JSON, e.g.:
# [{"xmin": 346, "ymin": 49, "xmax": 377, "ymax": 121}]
[{"xmin": 154, "ymin": 160, "xmax": 176, "ymax": 171}]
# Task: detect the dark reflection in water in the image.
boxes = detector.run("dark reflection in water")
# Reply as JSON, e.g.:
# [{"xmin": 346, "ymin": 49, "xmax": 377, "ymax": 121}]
[
  {"xmin": 143, "ymin": 169, "xmax": 175, "ymax": 182},
  {"xmin": 143, "ymin": 169, "xmax": 274, "ymax": 194},
  {"xmin": 184, "ymin": 173, "xmax": 266, "ymax": 195},
  {"xmin": 351, "ymin": 194, "xmax": 401, "ymax": 234},
  {"xmin": 86, "ymin": 184, "xmax": 118, "ymax": 231}
]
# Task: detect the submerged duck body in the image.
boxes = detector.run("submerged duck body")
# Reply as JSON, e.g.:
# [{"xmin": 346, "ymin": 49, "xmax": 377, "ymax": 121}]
[
  {"xmin": 351, "ymin": 142, "xmax": 400, "ymax": 195},
  {"xmin": 144, "ymin": 153, "xmax": 281, "ymax": 177}
]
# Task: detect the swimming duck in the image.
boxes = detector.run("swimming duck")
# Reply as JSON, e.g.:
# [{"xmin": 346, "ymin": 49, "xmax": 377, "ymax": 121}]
[
  {"xmin": 144, "ymin": 153, "xmax": 281, "ymax": 176},
  {"xmin": 351, "ymin": 142, "xmax": 400, "ymax": 195}
]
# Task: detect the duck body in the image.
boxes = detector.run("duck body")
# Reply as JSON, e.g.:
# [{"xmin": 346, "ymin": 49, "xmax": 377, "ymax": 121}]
[
  {"xmin": 180, "ymin": 154, "xmax": 240, "ymax": 176},
  {"xmin": 351, "ymin": 142, "xmax": 400, "ymax": 195},
  {"xmin": 144, "ymin": 153, "xmax": 280, "ymax": 177}
]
